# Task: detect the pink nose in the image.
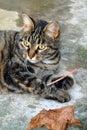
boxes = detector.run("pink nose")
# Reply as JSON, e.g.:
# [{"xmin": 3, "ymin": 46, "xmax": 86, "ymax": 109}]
[{"xmin": 28, "ymin": 50, "xmax": 35, "ymax": 59}]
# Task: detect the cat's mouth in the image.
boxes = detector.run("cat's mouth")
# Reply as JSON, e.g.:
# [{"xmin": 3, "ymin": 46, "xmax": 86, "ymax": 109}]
[
  {"xmin": 28, "ymin": 58, "xmax": 38, "ymax": 63},
  {"xmin": 26, "ymin": 56, "xmax": 40, "ymax": 63},
  {"xmin": 25, "ymin": 53, "xmax": 42, "ymax": 64}
]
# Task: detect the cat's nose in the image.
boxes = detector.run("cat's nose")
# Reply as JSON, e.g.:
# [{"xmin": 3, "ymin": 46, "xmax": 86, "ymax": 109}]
[{"xmin": 28, "ymin": 51, "xmax": 35, "ymax": 59}]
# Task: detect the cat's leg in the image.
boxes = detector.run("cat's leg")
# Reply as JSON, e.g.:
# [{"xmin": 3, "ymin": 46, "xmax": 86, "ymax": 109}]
[
  {"xmin": 3, "ymin": 62, "xmax": 44, "ymax": 93},
  {"xmin": 41, "ymin": 74, "xmax": 74, "ymax": 102},
  {"xmin": 42, "ymin": 85, "xmax": 71, "ymax": 103},
  {"xmin": 2, "ymin": 74, "xmax": 44, "ymax": 94},
  {"xmin": 26, "ymin": 76, "xmax": 71, "ymax": 103},
  {"xmin": 26, "ymin": 78, "xmax": 45, "ymax": 94},
  {"xmin": 47, "ymin": 75, "xmax": 74, "ymax": 90}
]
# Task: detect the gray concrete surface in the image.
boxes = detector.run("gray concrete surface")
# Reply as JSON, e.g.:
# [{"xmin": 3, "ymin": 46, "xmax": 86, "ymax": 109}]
[{"xmin": 0, "ymin": 0, "xmax": 87, "ymax": 129}]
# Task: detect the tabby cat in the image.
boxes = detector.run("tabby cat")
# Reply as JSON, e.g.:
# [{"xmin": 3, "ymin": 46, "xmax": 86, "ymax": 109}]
[{"xmin": 0, "ymin": 13, "xmax": 74, "ymax": 103}]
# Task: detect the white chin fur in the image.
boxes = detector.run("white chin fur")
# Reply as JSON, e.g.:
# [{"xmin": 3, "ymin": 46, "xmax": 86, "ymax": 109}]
[
  {"xmin": 27, "ymin": 57, "xmax": 39, "ymax": 63},
  {"xmin": 42, "ymin": 59, "xmax": 52, "ymax": 64}
]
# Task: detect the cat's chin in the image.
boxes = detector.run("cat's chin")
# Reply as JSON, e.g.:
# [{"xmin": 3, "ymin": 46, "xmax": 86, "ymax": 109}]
[
  {"xmin": 26, "ymin": 56, "xmax": 42, "ymax": 64},
  {"xmin": 27, "ymin": 58, "xmax": 40, "ymax": 64},
  {"xmin": 28, "ymin": 60, "xmax": 38, "ymax": 63}
]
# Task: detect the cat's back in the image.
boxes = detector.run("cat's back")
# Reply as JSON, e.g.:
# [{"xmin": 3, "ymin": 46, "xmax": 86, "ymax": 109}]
[
  {"xmin": 0, "ymin": 30, "xmax": 18, "ymax": 48},
  {"xmin": 0, "ymin": 30, "xmax": 18, "ymax": 58},
  {"xmin": 0, "ymin": 30, "xmax": 18, "ymax": 82},
  {"xmin": 0, "ymin": 30, "xmax": 19, "ymax": 67},
  {"xmin": 0, "ymin": 31, "xmax": 6, "ymax": 53}
]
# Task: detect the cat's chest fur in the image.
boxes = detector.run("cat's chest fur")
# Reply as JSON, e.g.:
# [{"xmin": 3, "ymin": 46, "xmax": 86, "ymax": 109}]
[{"xmin": 27, "ymin": 62, "xmax": 54, "ymax": 79}]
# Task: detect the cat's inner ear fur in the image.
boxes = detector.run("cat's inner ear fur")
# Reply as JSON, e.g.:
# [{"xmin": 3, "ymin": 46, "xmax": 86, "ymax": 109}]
[
  {"xmin": 44, "ymin": 21, "xmax": 60, "ymax": 39},
  {"xmin": 22, "ymin": 13, "xmax": 35, "ymax": 32}
]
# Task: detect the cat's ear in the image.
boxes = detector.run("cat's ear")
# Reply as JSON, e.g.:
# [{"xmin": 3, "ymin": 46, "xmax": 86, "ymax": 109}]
[
  {"xmin": 44, "ymin": 22, "xmax": 60, "ymax": 39},
  {"xmin": 22, "ymin": 13, "xmax": 35, "ymax": 32}
]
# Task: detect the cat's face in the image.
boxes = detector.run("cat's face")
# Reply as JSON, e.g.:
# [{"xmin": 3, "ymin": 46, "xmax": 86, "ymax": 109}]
[{"xmin": 18, "ymin": 13, "xmax": 60, "ymax": 64}]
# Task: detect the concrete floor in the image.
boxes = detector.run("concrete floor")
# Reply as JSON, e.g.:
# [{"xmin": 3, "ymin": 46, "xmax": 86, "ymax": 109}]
[{"xmin": 0, "ymin": 0, "xmax": 87, "ymax": 129}]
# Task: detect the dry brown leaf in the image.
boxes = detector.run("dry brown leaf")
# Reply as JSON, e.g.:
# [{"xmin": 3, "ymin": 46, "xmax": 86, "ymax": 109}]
[{"xmin": 26, "ymin": 105, "xmax": 81, "ymax": 130}]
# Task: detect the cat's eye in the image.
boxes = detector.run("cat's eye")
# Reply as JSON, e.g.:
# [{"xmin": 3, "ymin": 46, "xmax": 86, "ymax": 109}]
[
  {"xmin": 38, "ymin": 45, "xmax": 46, "ymax": 50},
  {"xmin": 23, "ymin": 41, "xmax": 30, "ymax": 47}
]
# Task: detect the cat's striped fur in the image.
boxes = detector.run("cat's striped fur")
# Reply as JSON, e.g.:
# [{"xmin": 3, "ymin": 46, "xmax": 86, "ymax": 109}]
[{"xmin": 0, "ymin": 13, "xmax": 74, "ymax": 102}]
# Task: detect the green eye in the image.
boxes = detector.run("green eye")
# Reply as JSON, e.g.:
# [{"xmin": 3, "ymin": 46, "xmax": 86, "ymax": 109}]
[
  {"xmin": 23, "ymin": 41, "xmax": 30, "ymax": 47},
  {"xmin": 38, "ymin": 45, "xmax": 46, "ymax": 50}
]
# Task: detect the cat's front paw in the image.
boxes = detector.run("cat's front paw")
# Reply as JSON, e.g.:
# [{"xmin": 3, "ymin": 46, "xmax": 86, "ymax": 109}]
[
  {"xmin": 55, "ymin": 89, "xmax": 71, "ymax": 103},
  {"xmin": 43, "ymin": 87, "xmax": 71, "ymax": 103}
]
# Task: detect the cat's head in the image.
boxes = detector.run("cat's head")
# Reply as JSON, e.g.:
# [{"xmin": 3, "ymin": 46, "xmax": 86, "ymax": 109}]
[{"xmin": 18, "ymin": 13, "xmax": 60, "ymax": 64}]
